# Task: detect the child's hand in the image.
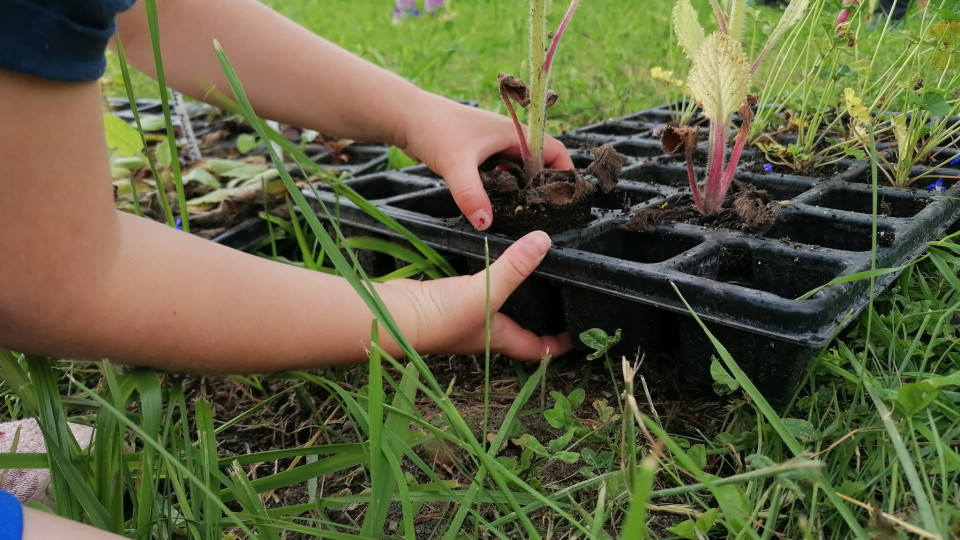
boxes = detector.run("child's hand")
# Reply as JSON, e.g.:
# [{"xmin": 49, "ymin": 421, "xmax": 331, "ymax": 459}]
[
  {"xmin": 382, "ymin": 231, "xmax": 571, "ymax": 360},
  {"xmin": 397, "ymin": 94, "xmax": 575, "ymax": 230}
]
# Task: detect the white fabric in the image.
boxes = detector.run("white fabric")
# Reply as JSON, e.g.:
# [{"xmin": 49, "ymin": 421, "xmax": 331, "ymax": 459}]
[{"xmin": 0, "ymin": 419, "xmax": 94, "ymax": 505}]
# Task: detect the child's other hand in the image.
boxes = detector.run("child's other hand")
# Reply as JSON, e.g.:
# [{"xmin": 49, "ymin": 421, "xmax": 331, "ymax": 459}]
[
  {"xmin": 382, "ymin": 231, "xmax": 571, "ymax": 360},
  {"xmin": 397, "ymin": 94, "xmax": 574, "ymax": 231}
]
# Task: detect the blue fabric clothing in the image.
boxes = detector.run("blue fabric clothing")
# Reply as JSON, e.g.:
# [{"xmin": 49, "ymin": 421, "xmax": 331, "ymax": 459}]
[
  {"xmin": 0, "ymin": 0, "xmax": 137, "ymax": 82},
  {"xmin": 0, "ymin": 490, "xmax": 23, "ymax": 540}
]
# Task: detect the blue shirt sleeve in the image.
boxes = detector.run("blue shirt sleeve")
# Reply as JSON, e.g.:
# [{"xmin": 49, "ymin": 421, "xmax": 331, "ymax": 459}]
[
  {"xmin": 0, "ymin": 0, "xmax": 137, "ymax": 82},
  {"xmin": 0, "ymin": 490, "xmax": 23, "ymax": 540}
]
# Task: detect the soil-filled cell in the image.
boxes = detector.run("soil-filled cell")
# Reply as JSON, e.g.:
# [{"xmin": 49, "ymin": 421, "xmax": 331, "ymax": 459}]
[
  {"xmin": 591, "ymin": 184, "xmax": 660, "ymax": 210},
  {"xmin": 679, "ymin": 243, "xmax": 848, "ymax": 299},
  {"xmin": 577, "ymin": 122, "xmax": 648, "ymax": 137},
  {"xmin": 621, "ymin": 163, "xmax": 690, "ymax": 188},
  {"xmin": 343, "ymin": 175, "xmax": 431, "ymax": 200},
  {"xmin": 809, "ymin": 187, "xmax": 930, "ymax": 218},
  {"xmin": 611, "ymin": 140, "xmax": 667, "ymax": 159},
  {"xmin": 573, "ymin": 227, "xmax": 704, "ymax": 264},
  {"xmin": 387, "ymin": 189, "xmax": 462, "ymax": 219},
  {"xmin": 762, "ymin": 212, "xmax": 896, "ymax": 251}
]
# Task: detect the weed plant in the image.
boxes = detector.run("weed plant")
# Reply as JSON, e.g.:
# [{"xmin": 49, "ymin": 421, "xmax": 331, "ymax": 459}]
[{"xmin": 3, "ymin": 1, "xmax": 960, "ymax": 538}]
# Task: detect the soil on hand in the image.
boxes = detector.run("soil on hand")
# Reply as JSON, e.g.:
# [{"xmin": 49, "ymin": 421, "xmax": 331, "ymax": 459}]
[{"xmin": 624, "ymin": 180, "xmax": 781, "ymax": 233}]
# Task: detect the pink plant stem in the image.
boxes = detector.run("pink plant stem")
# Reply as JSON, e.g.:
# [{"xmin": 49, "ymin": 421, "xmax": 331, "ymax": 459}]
[
  {"xmin": 543, "ymin": 0, "xmax": 580, "ymax": 75},
  {"xmin": 709, "ymin": 0, "xmax": 729, "ymax": 33},
  {"xmin": 716, "ymin": 109, "xmax": 754, "ymax": 202},
  {"xmin": 500, "ymin": 91, "xmax": 533, "ymax": 169},
  {"xmin": 701, "ymin": 120, "xmax": 729, "ymax": 214},
  {"xmin": 684, "ymin": 139, "xmax": 705, "ymax": 211}
]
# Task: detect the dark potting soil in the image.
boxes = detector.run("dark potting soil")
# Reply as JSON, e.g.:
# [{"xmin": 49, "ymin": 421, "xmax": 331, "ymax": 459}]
[
  {"xmin": 481, "ymin": 146, "xmax": 627, "ymax": 237},
  {"xmin": 623, "ymin": 180, "xmax": 781, "ymax": 234}
]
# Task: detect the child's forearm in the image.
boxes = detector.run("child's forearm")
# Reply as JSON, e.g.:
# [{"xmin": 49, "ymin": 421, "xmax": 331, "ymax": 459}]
[{"xmin": 113, "ymin": 0, "xmax": 428, "ymax": 147}]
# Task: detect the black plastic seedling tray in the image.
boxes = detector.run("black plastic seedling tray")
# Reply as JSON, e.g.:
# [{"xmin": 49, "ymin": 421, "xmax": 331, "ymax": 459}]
[{"xmin": 295, "ymin": 107, "xmax": 960, "ymax": 402}]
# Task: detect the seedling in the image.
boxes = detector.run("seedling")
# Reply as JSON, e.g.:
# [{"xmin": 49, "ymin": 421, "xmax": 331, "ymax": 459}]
[
  {"xmin": 498, "ymin": 0, "xmax": 579, "ymax": 183},
  {"xmin": 665, "ymin": 0, "xmax": 809, "ymax": 215}
]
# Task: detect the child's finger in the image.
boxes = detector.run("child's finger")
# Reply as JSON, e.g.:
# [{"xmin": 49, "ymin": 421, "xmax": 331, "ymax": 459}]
[
  {"xmin": 490, "ymin": 314, "xmax": 573, "ymax": 361},
  {"xmin": 543, "ymin": 136, "xmax": 575, "ymax": 170},
  {"xmin": 441, "ymin": 160, "xmax": 494, "ymax": 230},
  {"xmin": 484, "ymin": 231, "xmax": 551, "ymax": 310}
]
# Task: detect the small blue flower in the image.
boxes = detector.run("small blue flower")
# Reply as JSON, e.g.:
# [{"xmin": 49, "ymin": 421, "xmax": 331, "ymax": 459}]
[
  {"xmin": 927, "ymin": 178, "xmax": 945, "ymax": 192},
  {"xmin": 175, "ymin": 217, "xmax": 184, "ymax": 231},
  {"xmin": 763, "ymin": 163, "xmax": 774, "ymax": 173},
  {"xmin": 950, "ymin": 155, "xmax": 960, "ymax": 167}
]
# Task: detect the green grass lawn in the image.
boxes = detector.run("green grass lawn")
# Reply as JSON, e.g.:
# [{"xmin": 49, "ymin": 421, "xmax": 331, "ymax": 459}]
[{"xmin": 7, "ymin": 0, "xmax": 960, "ymax": 538}]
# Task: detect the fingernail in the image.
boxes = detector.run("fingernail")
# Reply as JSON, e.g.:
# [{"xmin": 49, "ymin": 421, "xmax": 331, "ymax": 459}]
[
  {"xmin": 470, "ymin": 210, "xmax": 491, "ymax": 230},
  {"xmin": 528, "ymin": 231, "xmax": 551, "ymax": 258}
]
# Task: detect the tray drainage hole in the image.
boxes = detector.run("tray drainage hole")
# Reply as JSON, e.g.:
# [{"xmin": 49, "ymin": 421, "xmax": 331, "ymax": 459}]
[
  {"xmin": 810, "ymin": 188, "xmax": 930, "ymax": 217},
  {"xmin": 387, "ymin": 189, "xmax": 463, "ymax": 219},
  {"xmin": 682, "ymin": 244, "xmax": 848, "ymax": 299},
  {"xmin": 762, "ymin": 212, "xmax": 895, "ymax": 251},
  {"xmin": 343, "ymin": 175, "xmax": 430, "ymax": 200},
  {"xmin": 573, "ymin": 228, "xmax": 703, "ymax": 264}
]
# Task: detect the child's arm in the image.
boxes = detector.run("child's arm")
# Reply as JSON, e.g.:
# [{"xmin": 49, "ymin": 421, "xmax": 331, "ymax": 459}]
[
  {"xmin": 113, "ymin": 0, "xmax": 574, "ymax": 231},
  {"xmin": 0, "ymin": 70, "xmax": 569, "ymax": 373}
]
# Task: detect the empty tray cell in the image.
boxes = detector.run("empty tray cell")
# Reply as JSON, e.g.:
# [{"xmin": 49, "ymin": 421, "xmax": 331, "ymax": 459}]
[
  {"xmin": 577, "ymin": 122, "xmax": 648, "ymax": 137},
  {"xmin": 679, "ymin": 243, "xmax": 848, "ymax": 299},
  {"xmin": 343, "ymin": 175, "xmax": 431, "ymax": 200},
  {"xmin": 592, "ymin": 184, "xmax": 660, "ymax": 210},
  {"xmin": 612, "ymin": 140, "xmax": 666, "ymax": 159},
  {"xmin": 809, "ymin": 186, "xmax": 930, "ymax": 218},
  {"xmin": 762, "ymin": 212, "xmax": 896, "ymax": 251},
  {"xmin": 621, "ymin": 163, "xmax": 690, "ymax": 188},
  {"xmin": 387, "ymin": 189, "xmax": 463, "ymax": 219},
  {"xmin": 572, "ymin": 153, "xmax": 595, "ymax": 169},
  {"xmin": 741, "ymin": 176, "xmax": 815, "ymax": 200},
  {"xmin": 573, "ymin": 226, "xmax": 704, "ymax": 264}
]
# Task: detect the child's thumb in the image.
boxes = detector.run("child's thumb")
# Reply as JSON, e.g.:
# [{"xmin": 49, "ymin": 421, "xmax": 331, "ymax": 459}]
[{"xmin": 485, "ymin": 231, "xmax": 552, "ymax": 309}]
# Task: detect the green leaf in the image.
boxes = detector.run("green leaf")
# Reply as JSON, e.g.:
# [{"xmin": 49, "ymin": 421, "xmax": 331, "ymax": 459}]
[
  {"xmin": 236, "ymin": 133, "xmax": 259, "ymax": 154},
  {"xmin": 686, "ymin": 444, "xmax": 707, "ymax": 470},
  {"xmin": 580, "ymin": 328, "xmax": 622, "ymax": 360},
  {"xmin": 138, "ymin": 114, "xmax": 167, "ymax": 132},
  {"xmin": 182, "ymin": 168, "xmax": 222, "ymax": 189},
  {"xmin": 549, "ymin": 428, "xmax": 577, "ymax": 453},
  {"xmin": 103, "ymin": 114, "xmax": 144, "ymax": 156},
  {"xmin": 387, "ymin": 146, "xmax": 419, "ymax": 169},
  {"xmin": 780, "ymin": 418, "xmax": 822, "ymax": 443},
  {"xmin": 672, "ymin": 0, "xmax": 705, "ymax": 58},
  {"xmin": 543, "ymin": 407, "xmax": 567, "ymax": 429},
  {"xmin": 893, "ymin": 382, "xmax": 939, "ymax": 416},
  {"xmin": 154, "ymin": 139, "xmax": 172, "ymax": 168},
  {"xmin": 667, "ymin": 519, "xmax": 700, "ymax": 539},
  {"xmin": 514, "ymin": 434, "xmax": 549, "ymax": 457},
  {"xmin": 567, "ymin": 388, "xmax": 586, "ymax": 410},
  {"xmin": 919, "ymin": 91, "xmax": 951, "ymax": 116},
  {"xmin": 553, "ymin": 451, "xmax": 580, "ymax": 464},
  {"xmin": 710, "ymin": 359, "xmax": 740, "ymax": 395}
]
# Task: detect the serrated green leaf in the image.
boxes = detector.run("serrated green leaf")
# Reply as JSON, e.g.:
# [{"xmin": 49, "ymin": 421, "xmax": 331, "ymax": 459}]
[
  {"xmin": 687, "ymin": 32, "xmax": 751, "ymax": 123},
  {"xmin": 766, "ymin": 0, "xmax": 810, "ymax": 50},
  {"xmin": 673, "ymin": 0, "xmax": 705, "ymax": 58},
  {"xmin": 103, "ymin": 114, "xmax": 144, "ymax": 156},
  {"xmin": 920, "ymin": 91, "xmax": 951, "ymax": 116}
]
